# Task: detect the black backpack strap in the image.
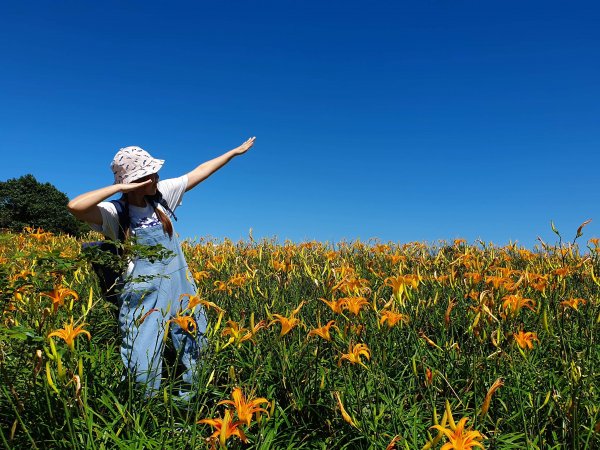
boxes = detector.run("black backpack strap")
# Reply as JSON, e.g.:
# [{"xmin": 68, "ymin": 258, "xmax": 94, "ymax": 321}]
[
  {"xmin": 146, "ymin": 191, "xmax": 178, "ymax": 221},
  {"xmin": 157, "ymin": 197, "xmax": 178, "ymax": 221},
  {"xmin": 109, "ymin": 199, "xmax": 130, "ymax": 242}
]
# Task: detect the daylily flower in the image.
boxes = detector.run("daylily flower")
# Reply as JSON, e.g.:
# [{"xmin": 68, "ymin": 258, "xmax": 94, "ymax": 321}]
[
  {"xmin": 228, "ymin": 273, "xmax": 250, "ymax": 288},
  {"xmin": 307, "ymin": 320, "xmax": 337, "ymax": 341},
  {"xmin": 552, "ymin": 266, "xmax": 570, "ymax": 277},
  {"xmin": 339, "ymin": 343, "xmax": 371, "ymax": 368},
  {"xmin": 527, "ymin": 273, "xmax": 548, "ymax": 292},
  {"xmin": 386, "ymin": 254, "xmax": 406, "ymax": 265},
  {"xmin": 193, "ymin": 270, "xmax": 210, "ymax": 282},
  {"xmin": 320, "ymin": 297, "xmax": 346, "ymax": 314},
  {"xmin": 48, "ymin": 318, "xmax": 91, "ymax": 351},
  {"xmin": 180, "ymin": 293, "xmax": 225, "ymax": 314},
  {"xmin": 431, "ymin": 416, "xmax": 484, "ymax": 450},
  {"xmin": 386, "ymin": 435, "xmax": 402, "ymax": 450},
  {"xmin": 341, "ymin": 297, "xmax": 369, "ymax": 316},
  {"xmin": 213, "ymin": 280, "xmax": 232, "ymax": 295},
  {"xmin": 385, "ymin": 274, "xmax": 419, "ymax": 294},
  {"xmin": 424, "ymin": 367, "xmax": 434, "ymax": 387},
  {"xmin": 221, "ymin": 320, "xmax": 265, "ymax": 345},
  {"xmin": 463, "ymin": 272, "xmax": 482, "ymax": 284},
  {"xmin": 561, "ymin": 298, "xmax": 586, "ymax": 311},
  {"xmin": 217, "ymin": 387, "xmax": 269, "ymax": 426},
  {"xmin": 198, "ymin": 409, "xmax": 247, "ymax": 448},
  {"xmin": 270, "ymin": 301, "xmax": 304, "ymax": 336},
  {"xmin": 169, "ymin": 315, "xmax": 197, "ymax": 335},
  {"xmin": 501, "ymin": 294, "xmax": 535, "ymax": 317},
  {"xmin": 480, "ymin": 378, "xmax": 504, "ymax": 417},
  {"xmin": 485, "ymin": 275, "xmax": 508, "ymax": 289},
  {"xmin": 379, "ymin": 309, "xmax": 408, "ymax": 327},
  {"xmin": 41, "ymin": 287, "xmax": 79, "ymax": 313},
  {"xmin": 135, "ymin": 308, "xmax": 159, "ymax": 326},
  {"xmin": 334, "ymin": 391, "xmax": 358, "ymax": 429},
  {"xmin": 24, "ymin": 227, "xmax": 52, "ymax": 240},
  {"xmin": 272, "ymin": 259, "xmax": 294, "ymax": 272},
  {"xmin": 513, "ymin": 330, "xmax": 538, "ymax": 350},
  {"xmin": 10, "ymin": 269, "xmax": 35, "ymax": 282}
]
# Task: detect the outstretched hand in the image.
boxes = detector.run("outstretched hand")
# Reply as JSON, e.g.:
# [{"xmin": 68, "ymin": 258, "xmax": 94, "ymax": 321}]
[
  {"xmin": 118, "ymin": 179, "xmax": 153, "ymax": 193},
  {"xmin": 235, "ymin": 137, "xmax": 256, "ymax": 155}
]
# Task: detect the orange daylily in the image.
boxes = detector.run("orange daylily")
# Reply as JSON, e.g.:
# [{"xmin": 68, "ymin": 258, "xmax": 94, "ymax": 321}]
[
  {"xmin": 552, "ymin": 266, "xmax": 570, "ymax": 277},
  {"xmin": 386, "ymin": 435, "xmax": 402, "ymax": 450},
  {"xmin": 514, "ymin": 330, "xmax": 539, "ymax": 350},
  {"xmin": 221, "ymin": 320, "xmax": 265, "ymax": 345},
  {"xmin": 341, "ymin": 296, "xmax": 369, "ymax": 316},
  {"xmin": 198, "ymin": 409, "xmax": 247, "ymax": 448},
  {"xmin": 561, "ymin": 298, "xmax": 587, "ymax": 311},
  {"xmin": 485, "ymin": 275, "xmax": 508, "ymax": 289},
  {"xmin": 192, "ymin": 270, "xmax": 210, "ymax": 282},
  {"xmin": 169, "ymin": 315, "xmax": 197, "ymax": 335},
  {"xmin": 385, "ymin": 274, "xmax": 419, "ymax": 295},
  {"xmin": 501, "ymin": 294, "xmax": 535, "ymax": 317},
  {"xmin": 527, "ymin": 273, "xmax": 548, "ymax": 292},
  {"xmin": 333, "ymin": 276, "xmax": 370, "ymax": 296},
  {"xmin": 424, "ymin": 367, "xmax": 434, "ymax": 387},
  {"xmin": 307, "ymin": 320, "xmax": 337, "ymax": 341},
  {"xmin": 387, "ymin": 254, "xmax": 406, "ymax": 265},
  {"xmin": 24, "ymin": 227, "xmax": 52, "ymax": 240},
  {"xmin": 339, "ymin": 343, "xmax": 371, "ymax": 368},
  {"xmin": 320, "ymin": 297, "xmax": 346, "ymax": 314},
  {"xmin": 180, "ymin": 293, "xmax": 225, "ymax": 314},
  {"xmin": 431, "ymin": 416, "xmax": 485, "ymax": 450},
  {"xmin": 228, "ymin": 273, "xmax": 250, "ymax": 288},
  {"xmin": 217, "ymin": 387, "xmax": 270, "ymax": 426},
  {"xmin": 379, "ymin": 310, "xmax": 408, "ymax": 327},
  {"xmin": 41, "ymin": 287, "xmax": 79, "ymax": 313},
  {"xmin": 464, "ymin": 272, "xmax": 482, "ymax": 284},
  {"xmin": 334, "ymin": 391, "xmax": 358, "ymax": 428},
  {"xmin": 213, "ymin": 280, "xmax": 232, "ymax": 295},
  {"xmin": 270, "ymin": 301, "xmax": 304, "ymax": 336},
  {"xmin": 480, "ymin": 378, "xmax": 504, "ymax": 417},
  {"xmin": 48, "ymin": 318, "xmax": 91, "ymax": 351},
  {"xmin": 10, "ymin": 269, "xmax": 35, "ymax": 282},
  {"xmin": 272, "ymin": 259, "xmax": 294, "ymax": 272}
]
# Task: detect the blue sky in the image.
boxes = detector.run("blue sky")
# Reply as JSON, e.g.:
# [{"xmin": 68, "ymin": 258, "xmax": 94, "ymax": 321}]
[{"xmin": 1, "ymin": 0, "xmax": 599, "ymax": 248}]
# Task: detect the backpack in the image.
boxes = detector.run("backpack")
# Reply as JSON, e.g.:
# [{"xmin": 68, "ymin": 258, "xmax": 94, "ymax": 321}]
[
  {"xmin": 82, "ymin": 199, "xmax": 129, "ymax": 306},
  {"xmin": 82, "ymin": 194, "xmax": 177, "ymax": 306}
]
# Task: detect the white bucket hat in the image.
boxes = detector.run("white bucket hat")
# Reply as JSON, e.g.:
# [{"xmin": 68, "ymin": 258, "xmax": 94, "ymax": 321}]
[{"xmin": 111, "ymin": 146, "xmax": 164, "ymax": 184}]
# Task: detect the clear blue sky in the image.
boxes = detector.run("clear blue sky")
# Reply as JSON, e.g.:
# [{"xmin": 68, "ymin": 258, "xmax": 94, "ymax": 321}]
[{"xmin": 1, "ymin": 0, "xmax": 598, "ymax": 248}]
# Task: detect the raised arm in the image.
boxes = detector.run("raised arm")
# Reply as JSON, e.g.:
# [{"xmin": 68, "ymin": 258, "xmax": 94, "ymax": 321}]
[
  {"xmin": 185, "ymin": 137, "xmax": 255, "ymax": 192},
  {"xmin": 67, "ymin": 180, "xmax": 153, "ymax": 225}
]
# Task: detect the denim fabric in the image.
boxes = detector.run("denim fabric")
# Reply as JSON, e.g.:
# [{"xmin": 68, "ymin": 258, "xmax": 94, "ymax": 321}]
[{"xmin": 118, "ymin": 223, "xmax": 207, "ymax": 398}]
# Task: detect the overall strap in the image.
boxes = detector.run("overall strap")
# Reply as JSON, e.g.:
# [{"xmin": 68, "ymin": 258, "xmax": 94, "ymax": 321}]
[{"xmin": 110, "ymin": 199, "xmax": 130, "ymax": 242}]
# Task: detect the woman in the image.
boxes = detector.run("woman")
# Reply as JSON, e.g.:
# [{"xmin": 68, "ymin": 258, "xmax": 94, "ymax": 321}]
[{"xmin": 68, "ymin": 137, "xmax": 255, "ymax": 399}]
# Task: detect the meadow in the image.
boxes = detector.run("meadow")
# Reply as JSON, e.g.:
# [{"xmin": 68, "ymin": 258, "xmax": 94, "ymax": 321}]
[{"xmin": 0, "ymin": 225, "xmax": 599, "ymax": 449}]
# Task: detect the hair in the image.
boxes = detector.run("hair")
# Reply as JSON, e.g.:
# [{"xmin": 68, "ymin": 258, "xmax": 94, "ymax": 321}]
[
  {"xmin": 153, "ymin": 204, "xmax": 173, "ymax": 238},
  {"xmin": 121, "ymin": 191, "xmax": 173, "ymax": 239}
]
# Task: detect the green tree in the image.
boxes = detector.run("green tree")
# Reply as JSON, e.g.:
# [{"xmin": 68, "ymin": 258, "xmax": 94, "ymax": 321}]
[{"xmin": 0, "ymin": 174, "xmax": 87, "ymax": 236}]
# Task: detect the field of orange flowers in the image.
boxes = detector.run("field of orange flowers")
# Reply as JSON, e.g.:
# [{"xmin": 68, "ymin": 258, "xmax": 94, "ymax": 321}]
[{"xmin": 1, "ymin": 226, "xmax": 599, "ymax": 449}]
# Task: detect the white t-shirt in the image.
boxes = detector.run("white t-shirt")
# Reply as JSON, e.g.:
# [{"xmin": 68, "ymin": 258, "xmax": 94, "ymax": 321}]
[{"xmin": 90, "ymin": 175, "xmax": 188, "ymax": 239}]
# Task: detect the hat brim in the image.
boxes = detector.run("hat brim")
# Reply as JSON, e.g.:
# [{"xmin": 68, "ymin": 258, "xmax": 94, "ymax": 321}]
[{"xmin": 116, "ymin": 159, "xmax": 165, "ymax": 185}]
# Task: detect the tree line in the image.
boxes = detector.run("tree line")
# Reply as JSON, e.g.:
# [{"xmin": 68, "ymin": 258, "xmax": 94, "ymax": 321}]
[{"xmin": 0, "ymin": 174, "xmax": 88, "ymax": 237}]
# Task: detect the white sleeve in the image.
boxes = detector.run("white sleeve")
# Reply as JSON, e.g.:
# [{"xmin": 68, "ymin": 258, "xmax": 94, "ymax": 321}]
[
  {"xmin": 157, "ymin": 175, "xmax": 188, "ymax": 212},
  {"xmin": 88, "ymin": 201, "xmax": 120, "ymax": 240}
]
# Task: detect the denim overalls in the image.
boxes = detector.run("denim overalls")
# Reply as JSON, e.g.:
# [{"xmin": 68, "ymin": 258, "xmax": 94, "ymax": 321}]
[{"xmin": 118, "ymin": 221, "xmax": 207, "ymax": 398}]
